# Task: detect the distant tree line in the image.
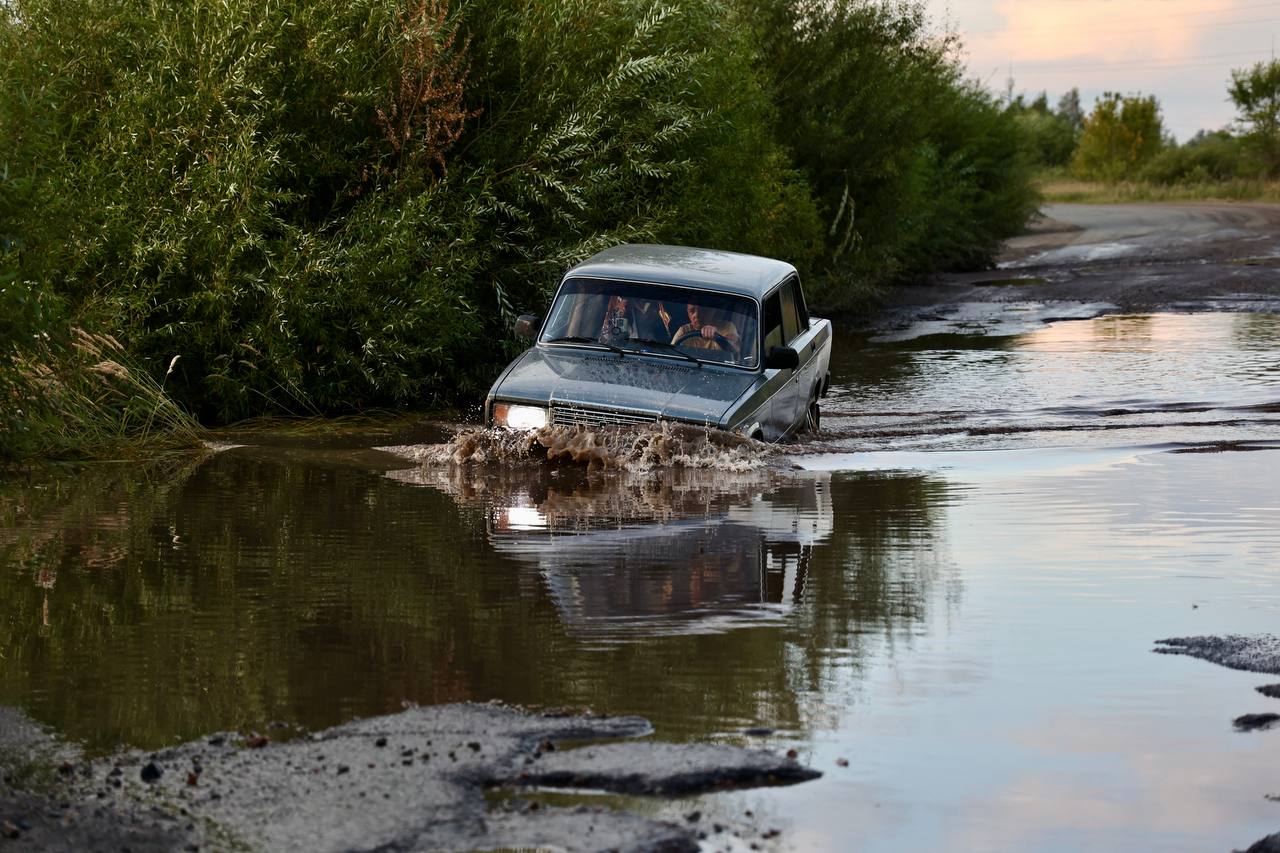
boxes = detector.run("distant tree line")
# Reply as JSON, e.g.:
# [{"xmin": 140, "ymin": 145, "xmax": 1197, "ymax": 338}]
[
  {"xmin": 0, "ymin": 0, "xmax": 1038, "ymax": 456},
  {"xmin": 1008, "ymin": 59, "xmax": 1280, "ymax": 184}
]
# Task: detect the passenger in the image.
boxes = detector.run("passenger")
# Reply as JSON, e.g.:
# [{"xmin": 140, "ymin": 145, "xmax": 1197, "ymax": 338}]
[
  {"xmin": 600, "ymin": 296, "xmax": 675, "ymax": 345},
  {"xmin": 598, "ymin": 295, "xmax": 631, "ymax": 345},
  {"xmin": 672, "ymin": 303, "xmax": 740, "ymax": 358}
]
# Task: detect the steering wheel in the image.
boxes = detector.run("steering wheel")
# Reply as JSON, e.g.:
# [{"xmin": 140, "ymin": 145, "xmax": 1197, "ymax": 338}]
[{"xmin": 671, "ymin": 328, "xmax": 740, "ymax": 360}]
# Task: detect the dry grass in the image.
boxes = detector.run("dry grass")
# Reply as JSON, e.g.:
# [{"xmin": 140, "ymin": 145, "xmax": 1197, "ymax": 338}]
[{"xmin": 1038, "ymin": 177, "xmax": 1280, "ymax": 204}]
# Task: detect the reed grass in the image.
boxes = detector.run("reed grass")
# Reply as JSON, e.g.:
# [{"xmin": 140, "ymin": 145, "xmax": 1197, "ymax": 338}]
[{"xmin": 2, "ymin": 327, "xmax": 204, "ymax": 462}]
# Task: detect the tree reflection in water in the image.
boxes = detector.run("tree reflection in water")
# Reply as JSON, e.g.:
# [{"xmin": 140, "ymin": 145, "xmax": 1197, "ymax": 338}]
[{"xmin": 0, "ymin": 447, "xmax": 955, "ymax": 752}]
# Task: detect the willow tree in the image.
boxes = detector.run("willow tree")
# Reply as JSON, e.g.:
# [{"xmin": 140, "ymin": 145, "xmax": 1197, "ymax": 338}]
[{"xmin": 1229, "ymin": 60, "xmax": 1280, "ymax": 176}]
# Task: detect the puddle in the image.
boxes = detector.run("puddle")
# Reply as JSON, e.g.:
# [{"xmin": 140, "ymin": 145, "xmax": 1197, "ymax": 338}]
[
  {"xmin": 871, "ymin": 300, "xmax": 1118, "ymax": 342},
  {"xmin": 1002, "ymin": 240, "xmax": 1137, "ymax": 268},
  {"xmin": 3, "ymin": 311, "xmax": 1280, "ymax": 851},
  {"xmin": 972, "ymin": 276, "xmax": 1048, "ymax": 287},
  {"xmin": 832, "ymin": 313, "xmax": 1280, "ymax": 452}
]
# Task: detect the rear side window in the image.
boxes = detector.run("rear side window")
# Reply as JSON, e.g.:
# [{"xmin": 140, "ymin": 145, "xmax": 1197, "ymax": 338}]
[
  {"xmin": 779, "ymin": 279, "xmax": 807, "ymax": 343},
  {"xmin": 792, "ymin": 277, "xmax": 810, "ymax": 329},
  {"xmin": 763, "ymin": 293, "xmax": 784, "ymax": 353}
]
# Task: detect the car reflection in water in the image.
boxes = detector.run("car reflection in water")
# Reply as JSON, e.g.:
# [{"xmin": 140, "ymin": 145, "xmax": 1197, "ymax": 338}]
[{"xmin": 394, "ymin": 465, "xmax": 833, "ymax": 642}]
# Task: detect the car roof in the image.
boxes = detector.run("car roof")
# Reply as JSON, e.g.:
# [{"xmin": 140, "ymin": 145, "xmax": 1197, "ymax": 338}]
[{"xmin": 563, "ymin": 244, "xmax": 796, "ymax": 299}]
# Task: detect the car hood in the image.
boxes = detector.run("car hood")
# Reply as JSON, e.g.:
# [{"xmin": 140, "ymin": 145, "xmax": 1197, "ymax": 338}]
[{"xmin": 494, "ymin": 347, "xmax": 757, "ymax": 424}]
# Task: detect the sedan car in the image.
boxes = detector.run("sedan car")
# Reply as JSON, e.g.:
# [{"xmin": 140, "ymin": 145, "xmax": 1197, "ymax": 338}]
[{"xmin": 485, "ymin": 244, "xmax": 832, "ymax": 441}]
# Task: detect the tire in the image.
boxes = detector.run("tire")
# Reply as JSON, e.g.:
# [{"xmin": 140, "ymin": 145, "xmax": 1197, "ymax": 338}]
[{"xmin": 804, "ymin": 398, "xmax": 821, "ymax": 434}]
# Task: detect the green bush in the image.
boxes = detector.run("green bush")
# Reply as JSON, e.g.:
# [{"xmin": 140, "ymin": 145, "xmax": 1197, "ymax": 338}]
[
  {"xmin": 1012, "ymin": 108, "xmax": 1078, "ymax": 168},
  {"xmin": 740, "ymin": 0, "xmax": 1037, "ymax": 304},
  {"xmin": 1139, "ymin": 132, "xmax": 1248, "ymax": 184}
]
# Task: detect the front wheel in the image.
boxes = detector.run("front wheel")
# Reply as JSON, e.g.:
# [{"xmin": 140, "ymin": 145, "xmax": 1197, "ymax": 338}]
[{"xmin": 804, "ymin": 398, "xmax": 821, "ymax": 434}]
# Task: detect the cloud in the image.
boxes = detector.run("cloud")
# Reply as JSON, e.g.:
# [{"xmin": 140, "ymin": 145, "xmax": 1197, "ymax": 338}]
[
  {"xmin": 934, "ymin": 0, "xmax": 1272, "ymax": 138},
  {"xmin": 970, "ymin": 0, "xmax": 1238, "ymax": 65}
]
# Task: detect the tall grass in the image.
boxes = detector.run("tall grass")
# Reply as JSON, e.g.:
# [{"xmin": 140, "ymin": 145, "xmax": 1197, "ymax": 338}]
[{"xmin": 1, "ymin": 322, "xmax": 203, "ymax": 462}]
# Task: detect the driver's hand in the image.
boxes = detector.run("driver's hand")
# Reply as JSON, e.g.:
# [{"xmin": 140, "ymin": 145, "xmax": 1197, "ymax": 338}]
[{"xmin": 700, "ymin": 325, "xmax": 718, "ymax": 339}]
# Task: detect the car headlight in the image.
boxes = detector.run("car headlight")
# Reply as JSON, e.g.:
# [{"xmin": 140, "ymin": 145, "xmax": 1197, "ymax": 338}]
[{"xmin": 492, "ymin": 403, "xmax": 547, "ymax": 430}]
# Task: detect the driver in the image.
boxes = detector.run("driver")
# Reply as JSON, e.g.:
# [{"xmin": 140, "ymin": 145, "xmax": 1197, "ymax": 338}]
[{"xmin": 672, "ymin": 302, "xmax": 740, "ymax": 357}]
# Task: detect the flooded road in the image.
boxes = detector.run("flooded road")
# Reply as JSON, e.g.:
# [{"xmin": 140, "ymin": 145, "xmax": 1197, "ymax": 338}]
[{"xmin": 3, "ymin": 309, "xmax": 1280, "ymax": 851}]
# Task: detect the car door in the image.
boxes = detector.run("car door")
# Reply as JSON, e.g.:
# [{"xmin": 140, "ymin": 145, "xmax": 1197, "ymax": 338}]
[
  {"xmin": 777, "ymin": 276, "xmax": 826, "ymax": 434},
  {"xmin": 776, "ymin": 278, "xmax": 807, "ymax": 434},
  {"xmin": 754, "ymin": 289, "xmax": 789, "ymax": 437}
]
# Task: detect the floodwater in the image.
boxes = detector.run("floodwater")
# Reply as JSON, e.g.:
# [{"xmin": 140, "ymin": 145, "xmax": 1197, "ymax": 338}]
[{"xmin": 3, "ymin": 312, "xmax": 1280, "ymax": 852}]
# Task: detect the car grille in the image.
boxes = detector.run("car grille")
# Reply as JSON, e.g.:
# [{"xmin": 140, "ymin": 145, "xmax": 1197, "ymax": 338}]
[{"xmin": 549, "ymin": 404, "xmax": 659, "ymax": 428}]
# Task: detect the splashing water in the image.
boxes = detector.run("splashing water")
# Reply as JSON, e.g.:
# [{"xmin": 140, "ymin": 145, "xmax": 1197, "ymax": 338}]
[{"xmin": 383, "ymin": 421, "xmax": 772, "ymax": 472}]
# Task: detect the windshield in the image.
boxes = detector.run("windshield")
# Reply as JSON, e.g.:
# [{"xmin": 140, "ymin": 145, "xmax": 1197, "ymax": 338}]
[{"xmin": 541, "ymin": 278, "xmax": 760, "ymax": 368}]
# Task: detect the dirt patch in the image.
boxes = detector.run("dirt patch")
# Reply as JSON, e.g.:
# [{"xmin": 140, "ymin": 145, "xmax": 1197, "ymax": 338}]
[{"xmin": 0, "ymin": 703, "xmax": 819, "ymax": 853}]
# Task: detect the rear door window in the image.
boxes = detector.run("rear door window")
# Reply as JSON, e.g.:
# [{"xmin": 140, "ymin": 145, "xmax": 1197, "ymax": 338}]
[
  {"xmin": 792, "ymin": 277, "xmax": 810, "ymax": 329},
  {"xmin": 780, "ymin": 279, "xmax": 806, "ymax": 343}
]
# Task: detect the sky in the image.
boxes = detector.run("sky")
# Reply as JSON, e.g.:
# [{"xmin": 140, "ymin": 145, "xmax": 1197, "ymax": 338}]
[{"xmin": 925, "ymin": 0, "xmax": 1280, "ymax": 142}]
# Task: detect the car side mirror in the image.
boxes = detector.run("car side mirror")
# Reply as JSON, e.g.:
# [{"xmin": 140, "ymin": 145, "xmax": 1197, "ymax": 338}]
[
  {"xmin": 766, "ymin": 346, "xmax": 800, "ymax": 370},
  {"xmin": 514, "ymin": 314, "xmax": 541, "ymax": 341}
]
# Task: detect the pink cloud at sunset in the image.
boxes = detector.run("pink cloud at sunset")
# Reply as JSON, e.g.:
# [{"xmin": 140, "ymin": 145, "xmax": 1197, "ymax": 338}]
[{"xmin": 929, "ymin": 0, "xmax": 1280, "ymax": 140}]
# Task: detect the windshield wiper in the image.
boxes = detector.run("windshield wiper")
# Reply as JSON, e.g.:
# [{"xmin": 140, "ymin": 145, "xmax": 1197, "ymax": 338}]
[
  {"xmin": 625, "ymin": 337, "xmax": 702, "ymax": 367},
  {"xmin": 545, "ymin": 336, "xmax": 625, "ymax": 356}
]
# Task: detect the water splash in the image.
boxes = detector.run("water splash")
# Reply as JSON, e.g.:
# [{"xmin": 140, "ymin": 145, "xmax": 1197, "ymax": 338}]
[{"xmin": 383, "ymin": 421, "xmax": 771, "ymax": 472}]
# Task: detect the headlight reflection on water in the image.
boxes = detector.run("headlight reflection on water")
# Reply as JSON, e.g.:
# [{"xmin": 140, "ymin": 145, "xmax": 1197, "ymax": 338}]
[{"xmin": 496, "ymin": 505, "xmax": 548, "ymax": 532}]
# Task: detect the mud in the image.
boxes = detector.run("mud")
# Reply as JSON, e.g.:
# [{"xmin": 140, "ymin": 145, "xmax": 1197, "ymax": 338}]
[
  {"xmin": 877, "ymin": 203, "xmax": 1280, "ymax": 340},
  {"xmin": 1233, "ymin": 713, "xmax": 1280, "ymax": 732},
  {"xmin": 0, "ymin": 703, "xmax": 818, "ymax": 853}
]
